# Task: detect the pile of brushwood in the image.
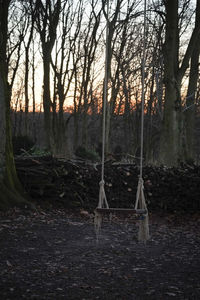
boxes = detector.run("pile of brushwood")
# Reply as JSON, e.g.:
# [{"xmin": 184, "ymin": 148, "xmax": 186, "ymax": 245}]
[{"xmin": 15, "ymin": 155, "xmax": 200, "ymax": 213}]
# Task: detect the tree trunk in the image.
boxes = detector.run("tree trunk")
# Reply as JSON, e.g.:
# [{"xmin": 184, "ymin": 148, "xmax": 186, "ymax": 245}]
[
  {"xmin": 160, "ymin": 0, "xmax": 200, "ymax": 166},
  {"xmin": 184, "ymin": 0, "xmax": 200, "ymax": 163},
  {"xmin": 24, "ymin": 47, "xmax": 29, "ymax": 135},
  {"xmin": 24, "ymin": 19, "xmax": 34, "ymax": 136},
  {"xmin": 0, "ymin": 55, "xmax": 29, "ymax": 210},
  {"xmin": 57, "ymin": 83, "xmax": 65, "ymax": 155},
  {"xmin": 146, "ymin": 69, "xmax": 155, "ymax": 163},
  {"xmin": 43, "ymin": 54, "xmax": 53, "ymax": 150},
  {"xmin": 0, "ymin": 0, "xmax": 33, "ymax": 209},
  {"xmin": 32, "ymin": 40, "xmax": 36, "ymax": 143},
  {"xmin": 160, "ymin": 0, "xmax": 180, "ymax": 166},
  {"xmin": 35, "ymin": 0, "xmax": 61, "ymax": 153}
]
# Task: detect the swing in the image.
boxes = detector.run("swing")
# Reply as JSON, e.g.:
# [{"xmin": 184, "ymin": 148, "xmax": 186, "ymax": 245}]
[{"xmin": 94, "ymin": 0, "xmax": 149, "ymax": 242}]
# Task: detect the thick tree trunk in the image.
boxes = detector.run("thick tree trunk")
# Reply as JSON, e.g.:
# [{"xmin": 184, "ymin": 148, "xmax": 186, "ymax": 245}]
[
  {"xmin": 160, "ymin": 80, "xmax": 182, "ymax": 165},
  {"xmin": 0, "ymin": 0, "xmax": 32, "ymax": 210},
  {"xmin": 160, "ymin": 0, "xmax": 200, "ymax": 166},
  {"xmin": 160, "ymin": 0, "xmax": 180, "ymax": 166},
  {"xmin": 184, "ymin": 0, "xmax": 200, "ymax": 162},
  {"xmin": 184, "ymin": 49, "xmax": 200, "ymax": 162},
  {"xmin": 0, "ymin": 70, "xmax": 29, "ymax": 210}
]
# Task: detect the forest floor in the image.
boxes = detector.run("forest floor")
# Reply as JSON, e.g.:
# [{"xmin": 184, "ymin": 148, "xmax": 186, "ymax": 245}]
[{"xmin": 0, "ymin": 209, "xmax": 200, "ymax": 300}]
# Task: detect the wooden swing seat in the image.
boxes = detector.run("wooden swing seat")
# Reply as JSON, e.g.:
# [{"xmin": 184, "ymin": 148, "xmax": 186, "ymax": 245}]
[{"xmin": 95, "ymin": 208, "xmax": 147, "ymax": 215}]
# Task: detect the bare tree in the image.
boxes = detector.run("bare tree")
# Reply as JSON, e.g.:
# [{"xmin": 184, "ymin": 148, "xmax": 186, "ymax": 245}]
[
  {"xmin": 102, "ymin": 0, "xmax": 123, "ymax": 153},
  {"xmin": 143, "ymin": 1, "xmax": 165, "ymax": 163},
  {"xmin": 51, "ymin": 0, "xmax": 83, "ymax": 155},
  {"xmin": 0, "ymin": 0, "xmax": 29, "ymax": 209},
  {"xmin": 34, "ymin": 0, "xmax": 61, "ymax": 151},
  {"xmin": 184, "ymin": 0, "xmax": 200, "ymax": 162},
  {"xmin": 79, "ymin": 0, "xmax": 102, "ymax": 147},
  {"xmin": 103, "ymin": 0, "xmax": 143, "ymax": 155},
  {"xmin": 160, "ymin": 0, "xmax": 200, "ymax": 166},
  {"xmin": 70, "ymin": 0, "xmax": 102, "ymax": 151},
  {"xmin": 7, "ymin": 2, "xmax": 26, "ymax": 93},
  {"xmin": 23, "ymin": 1, "xmax": 35, "ymax": 135}
]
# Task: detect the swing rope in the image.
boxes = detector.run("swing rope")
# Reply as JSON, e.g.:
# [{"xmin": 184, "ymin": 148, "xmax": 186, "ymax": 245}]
[
  {"xmin": 95, "ymin": 0, "xmax": 150, "ymax": 242},
  {"xmin": 134, "ymin": 0, "xmax": 150, "ymax": 242},
  {"xmin": 97, "ymin": 0, "xmax": 110, "ymax": 211},
  {"xmin": 94, "ymin": 0, "xmax": 110, "ymax": 237}
]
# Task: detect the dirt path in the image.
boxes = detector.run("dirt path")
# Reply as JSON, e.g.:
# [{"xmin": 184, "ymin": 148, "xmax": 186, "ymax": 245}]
[{"xmin": 0, "ymin": 210, "xmax": 200, "ymax": 299}]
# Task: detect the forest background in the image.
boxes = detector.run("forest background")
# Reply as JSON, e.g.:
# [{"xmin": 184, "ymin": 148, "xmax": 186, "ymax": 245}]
[
  {"xmin": 6, "ymin": 0, "xmax": 200, "ymax": 165},
  {"xmin": 0, "ymin": 0, "xmax": 200, "ymax": 208}
]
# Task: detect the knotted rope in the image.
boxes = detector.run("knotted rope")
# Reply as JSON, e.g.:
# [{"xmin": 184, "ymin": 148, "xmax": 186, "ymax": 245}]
[
  {"xmin": 94, "ymin": 0, "xmax": 110, "ymax": 239},
  {"xmin": 135, "ymin": 178, "xmax": 149, "ymax": 242},
  {"xmin": 135, "ymin": 0, "xmax": 150, "ymax": 242},
  {"xmin": 94, "ymin": 180, "xmax": 109, "ymax": 239}
]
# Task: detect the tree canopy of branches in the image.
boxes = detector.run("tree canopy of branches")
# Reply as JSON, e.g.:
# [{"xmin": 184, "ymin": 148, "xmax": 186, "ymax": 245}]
[{"xmin": 1, "ymin": 0, "xmax": 200, "ymax": 168}]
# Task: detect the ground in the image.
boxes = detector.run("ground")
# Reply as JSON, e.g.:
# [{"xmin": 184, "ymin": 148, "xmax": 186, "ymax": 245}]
[{"xmin": 0, "ymin": 209, "xmax": 200, "ymax": 300}]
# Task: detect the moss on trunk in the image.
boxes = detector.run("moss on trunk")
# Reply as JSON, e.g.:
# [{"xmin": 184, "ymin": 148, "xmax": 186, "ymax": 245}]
[
  {"xmin": 0, "ymin": 181, "xmax": 29, "ymax": 211},
  {"xmin": 0, "ymin": 77, "xmax": 32, "ymax": 210},
  {"xmin": 0, "ymin": 1, "xmax": 33, "ymax": 210}
]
